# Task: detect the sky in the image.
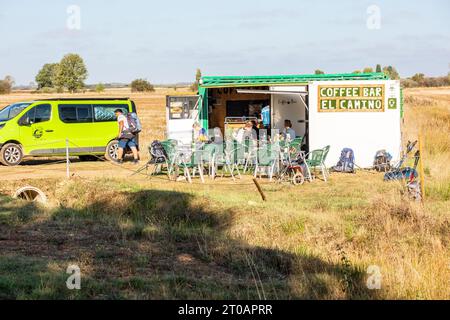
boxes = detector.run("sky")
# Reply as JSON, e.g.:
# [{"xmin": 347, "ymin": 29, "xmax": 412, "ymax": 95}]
[{"xmin": 0, "ymin": 0, "xmax": 449, "ymax": 85}]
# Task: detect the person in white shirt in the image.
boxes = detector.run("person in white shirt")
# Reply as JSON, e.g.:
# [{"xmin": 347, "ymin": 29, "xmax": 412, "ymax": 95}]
[
  {"xmin": 282, "ymin": 119, "xmax": 296, "ymax": 142},
  {"xmin": 114, "ymin": 109, "xmax": 139, "ymax": 164},
  {"xmin": 233, "ymin": 121, "xmax": 257, "ymax": 144}
]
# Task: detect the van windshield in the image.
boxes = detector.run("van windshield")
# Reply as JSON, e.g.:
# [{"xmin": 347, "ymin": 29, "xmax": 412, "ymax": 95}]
[{"xmin": 0, "ymin": 103, "xmax": 31, "ymax": 121}]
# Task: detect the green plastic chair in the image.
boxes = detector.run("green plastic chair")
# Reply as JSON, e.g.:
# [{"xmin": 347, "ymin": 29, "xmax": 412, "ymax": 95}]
[
  {"xmin": 160, "ymin": 140, "xmax": 178, "ymax": 178},
  {"xmin": 180, "ymin": 148, "xmax": 205, "ymax": 183},
  {"xmin": 288, "ymin": 137, "xmax": 304, "ymax": 161},
  {"xmin": 254, "ymin": 143, "xmax": 280, "ymax": 181},
  {"xmin": 306, "ymin": 145, "xmax": 330, "ymax": 182},
  {"xmin": 215, "ymin": 141, "xmax": 242, "ymax": 181},
  {"xmin": 201, "ymin": 143, "xmax": 218, "ymax": 178}
]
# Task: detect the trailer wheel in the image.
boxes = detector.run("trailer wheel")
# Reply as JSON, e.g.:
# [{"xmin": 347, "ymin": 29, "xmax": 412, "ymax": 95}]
[
  {"xmin": 105, "ymin": 140, "xmax": 119, "ymax": 162},
  {"xmin": 292, "ymin": 173, "xmax": 305, "ymax": 186},
  {"xmin": 0, "ymin": 143, "xmax": 23, "ymax": 166}
]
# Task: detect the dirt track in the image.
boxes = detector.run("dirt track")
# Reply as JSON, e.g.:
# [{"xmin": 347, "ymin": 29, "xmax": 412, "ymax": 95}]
[{"xmin": 0, "ymin": 158, "xmax": 143, "ymax": 181}]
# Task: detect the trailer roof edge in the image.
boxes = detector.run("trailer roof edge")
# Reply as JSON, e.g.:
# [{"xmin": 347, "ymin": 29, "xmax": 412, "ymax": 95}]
[{"xmin": 200, "ymin": 72, "xmax": 389, "ymax": 88}]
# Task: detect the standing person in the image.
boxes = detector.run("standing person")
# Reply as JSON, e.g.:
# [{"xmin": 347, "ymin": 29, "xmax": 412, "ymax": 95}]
[
  {"xmin": 261, "ymin": 105, "xmax": 271, "ymax": 128},
  {"xmin": 114, "ymin": 109, "xmax": 139, "ymax": 164},
  {"xmin": 251, "ymin": 120, "xmax": 260, "ymax": 140}
]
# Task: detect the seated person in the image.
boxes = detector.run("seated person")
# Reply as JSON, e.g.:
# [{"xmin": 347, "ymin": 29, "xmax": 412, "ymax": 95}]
[
  {"xmin": 211, "ymin": 127, "xmax": 224, "ymax": 145},
  {"xmin": 233, "ymin": 121, "xmax": 257, "ymax": 144},
  {"xmin": 193, "ymin": 122, "xmax": 208, "ymax": 143},
  {"xmin": 282, "ymin": 119, "xmax": 296, "ymax": 142}
]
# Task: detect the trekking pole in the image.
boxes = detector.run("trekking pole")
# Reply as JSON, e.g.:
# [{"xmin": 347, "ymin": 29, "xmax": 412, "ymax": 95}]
[
  {"xmin": 418, "ymin": 132, "xmax": 426, "ymax": 202},
  {"xmin": 66, "ymin": 138, "xmax": 70, "ymax": 179}
]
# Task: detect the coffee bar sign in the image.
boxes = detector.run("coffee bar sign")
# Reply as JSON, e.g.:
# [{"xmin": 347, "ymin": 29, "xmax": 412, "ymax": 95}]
[{"xmin": 318, "ymin": 85, "xmax": 385, "ymax": 112}]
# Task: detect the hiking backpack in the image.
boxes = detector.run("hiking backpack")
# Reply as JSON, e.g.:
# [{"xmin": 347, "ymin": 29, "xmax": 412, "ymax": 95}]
[
  {"xmin": 126, "ymin": 112, "xmax": 142, "ymax": 134},
  {"xmin": 150, "ymin": 140, "xmax": 168, "ymax": 164},
  {"xmin": 373, "ymin": 150, "xmax": 392, "ymax": 172},
  {"xmin": 332, "ymin": 148, "xmax": 355, "ymax": 173}
]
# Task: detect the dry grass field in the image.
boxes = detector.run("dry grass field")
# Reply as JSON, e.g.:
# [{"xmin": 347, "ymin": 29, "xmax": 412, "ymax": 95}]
[{"xmin": 0, "ymin": 87, "xmax": 448, "ymax": 299}]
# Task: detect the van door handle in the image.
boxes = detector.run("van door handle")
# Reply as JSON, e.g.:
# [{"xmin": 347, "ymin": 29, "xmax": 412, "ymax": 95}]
[{"xmin": 45, "ymin": 130, "xmax": 54, "ymax": 132}]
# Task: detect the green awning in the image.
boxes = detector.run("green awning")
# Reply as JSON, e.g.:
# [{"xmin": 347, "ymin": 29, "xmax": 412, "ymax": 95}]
[{"xmin": 200, "ymin": 72, "xmax": 389, "ymax": 88}]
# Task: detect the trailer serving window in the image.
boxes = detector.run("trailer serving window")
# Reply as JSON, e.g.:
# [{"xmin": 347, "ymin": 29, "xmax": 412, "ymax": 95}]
[{"xmin": 168, "ymin": 96, "xmax": 200, "ymax": 120}]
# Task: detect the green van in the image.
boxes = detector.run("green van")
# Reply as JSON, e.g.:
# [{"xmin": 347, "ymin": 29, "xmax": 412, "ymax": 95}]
[{"xmin": 0, "ymin": 98, "xmax": 137, "ymax": 166}]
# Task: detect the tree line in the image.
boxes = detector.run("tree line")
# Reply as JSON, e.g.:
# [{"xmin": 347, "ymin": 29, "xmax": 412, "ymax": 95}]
[
  {"xmin": 1, "ymin": 56, "xmax": 449, "ymax": 95},
  {"xmin": 315, "ymin": 64, "xmax": 400, "ymax": 79},
  {"xmin": 34, "ymin": 53, "xmax": 155, "ymax": 94},
  {"xmin": 315, "ymin": 64, "xmax": 450, "ymax": 88}
]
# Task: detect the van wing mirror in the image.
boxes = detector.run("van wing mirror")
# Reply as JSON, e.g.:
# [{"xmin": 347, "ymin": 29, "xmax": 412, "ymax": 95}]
[{"xmin": 18, "ymin": 115, "xmax": 31, "ymax": 126}]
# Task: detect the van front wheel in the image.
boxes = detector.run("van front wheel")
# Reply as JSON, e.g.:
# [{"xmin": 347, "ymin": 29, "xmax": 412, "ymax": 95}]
[
  {"xmin": 105, "ymin": 140, "xmax": 119, "ymax": 162},
  {"xmin": 0, "ymin": 143, "xmax": 23, "ymax": 166}
]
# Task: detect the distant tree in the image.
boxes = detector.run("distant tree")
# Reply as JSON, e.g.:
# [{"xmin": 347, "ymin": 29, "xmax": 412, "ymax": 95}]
[
  {"xmin": 315, "ymin": 69, "xmax": 325, "ymax": 75},
  {"xmin": 95, "ymin": 83, "xmax": 105, "ymax": 93},
  {"xmin": 35, "ymin": 63, "xmax": 59, "ymax": 89},
  {"xmin": 382, "ymin": 66, "xmax": 400, "ymax": 80},
  {"xmin": 363, "ymin": 67, "xmax": 374, "ymax": 73},
  {"xmin": 353, "ymin": 70, "xmax": 362, "ymax": 74},
  {"xmin": 191, "ymin": 68, "xmax": 202, "ymax": 92},
  {"xmin": 0, "ymin": 83, "xmax": 10, "ymax": 94},
  {"xmin": 131, "ymin": 79, "xmax": 155, "ymax": 92},
  {"xmin": 376, "ymin": 64, "xmax": 382, "ymax": 73},
  {"xmin": 411, "ymin": 73, "xmax": 425, "ymax": 83},
  {"xmin": 4, "ymin": 75, "xmax": 14, "ymax": 87},
  {"xmin": 54, "ymin": 54, "xmax": 88, "ymax": 93},
  {"xmin": 0, "ymin": 75, "xmax": 14, "ymax": 94}
]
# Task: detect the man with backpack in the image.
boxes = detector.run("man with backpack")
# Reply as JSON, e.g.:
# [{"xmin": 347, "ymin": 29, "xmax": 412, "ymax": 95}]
[{"xmin": 114, "ymin": 109, "xmax": 141, "ymax": 164}]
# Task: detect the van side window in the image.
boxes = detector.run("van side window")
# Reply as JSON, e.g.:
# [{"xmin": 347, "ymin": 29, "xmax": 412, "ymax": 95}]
[
  {"xmin": 93, "ymin": 104, "xmax": 128, "ymax": 122},
  {"xmin": 35, "ymin": 105, "xmax": 51, "ymax": 123},
  {"xmin": 19, "ymin": 104, "xmax": 51, "ymax": 125},
  {"xmin": 59, "ymin": 105, "xmax": 93, "ymax": 123}
]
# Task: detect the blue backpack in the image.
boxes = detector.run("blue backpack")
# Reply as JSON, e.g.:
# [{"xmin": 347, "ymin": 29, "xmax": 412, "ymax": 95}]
[{"xmin": 332, "ymin": 148, "xmax": 355, "ymax": 173}]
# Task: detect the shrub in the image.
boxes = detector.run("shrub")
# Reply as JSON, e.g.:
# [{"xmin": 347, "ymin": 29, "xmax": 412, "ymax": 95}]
[
  {"xmin": 131, "ymin": 79, "xmax": 154, "ymax": 92},
  {"xmin": 40, "ymin": 87, "xmax": 57, "ymax": 94},
  {"xmin": 401, "ymin": 79, "xmax": 419, "ymax": 88},
  {"xmin": 0, "ymin": 80, "xmax": 12, "ymax": 94},
  {"xmin": 95, "ymin": 83, "xmax": 105, "ymax": 93},
  {"xmin": 0, "ymin": 75, "xmax": 14, "ymax": 94}
]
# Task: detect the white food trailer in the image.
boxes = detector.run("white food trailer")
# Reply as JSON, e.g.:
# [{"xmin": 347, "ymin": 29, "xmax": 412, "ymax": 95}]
[{"xmin": 166, "ymin": 73, "xmax": 403, "ymax": 168}]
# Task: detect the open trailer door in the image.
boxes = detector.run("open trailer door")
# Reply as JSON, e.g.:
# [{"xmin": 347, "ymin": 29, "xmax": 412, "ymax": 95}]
[{"xmin": 166, "ymin": 95, "xmax": 201, "ymax": 145}]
